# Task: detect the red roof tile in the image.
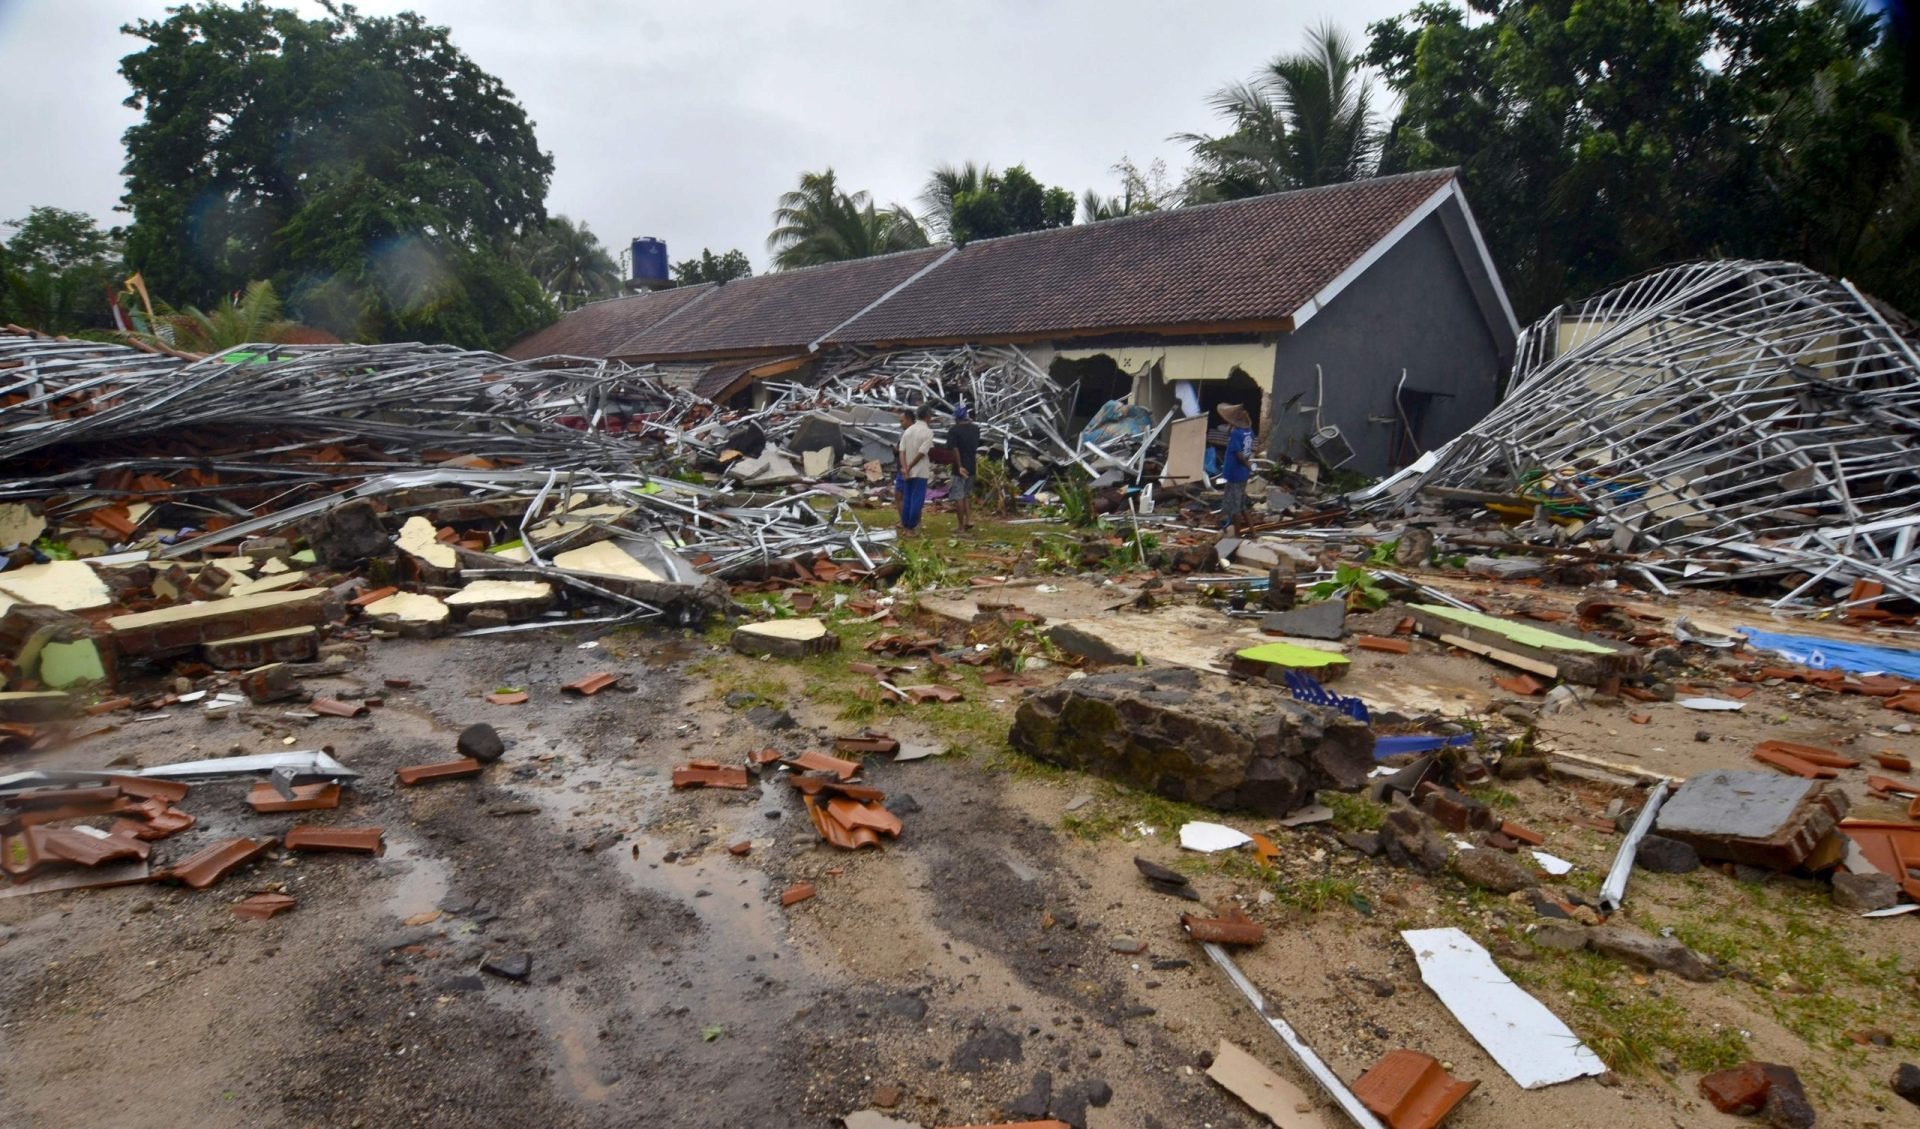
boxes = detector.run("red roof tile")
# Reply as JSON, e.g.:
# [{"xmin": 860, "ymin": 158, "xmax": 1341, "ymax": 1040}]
[
  {"xmin": 501, "ymin": 285, "xmax": 714, "ymax": 360},
  {"xmin": 610, "ymin": 249, "xmax": 946, "ymax": 360},
  {"xmin": 831, "ymin": 170, "xmax": 1457, "ymax": 345}
]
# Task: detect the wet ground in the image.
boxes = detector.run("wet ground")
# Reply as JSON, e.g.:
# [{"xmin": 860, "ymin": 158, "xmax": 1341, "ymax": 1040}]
[{"xmin": 0, "ymin": 630, "xmax": 1259, "ymax": 1129}]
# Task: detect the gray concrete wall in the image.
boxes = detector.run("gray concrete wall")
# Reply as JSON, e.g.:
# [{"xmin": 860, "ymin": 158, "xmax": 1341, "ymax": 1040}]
[{"xmin": 1266, "ymin": 208, "xmax": 1505, "ymax": 475}]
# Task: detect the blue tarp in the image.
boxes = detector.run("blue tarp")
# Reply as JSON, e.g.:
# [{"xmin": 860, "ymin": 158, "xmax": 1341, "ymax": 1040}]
[{"xmin": 1737, "ymin": 626, "xmax": 1920, "ymax": 681}]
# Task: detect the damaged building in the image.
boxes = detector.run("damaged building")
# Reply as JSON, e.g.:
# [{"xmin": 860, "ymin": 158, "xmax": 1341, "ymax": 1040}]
[{"xmin": 508, "ymin": 169, "xmax": 1518, "ymax": 476}]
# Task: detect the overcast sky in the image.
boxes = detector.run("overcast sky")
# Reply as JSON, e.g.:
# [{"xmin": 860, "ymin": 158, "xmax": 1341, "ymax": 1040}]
[{"xmin": 0, "ymin": 0, "xmax": 1419, "ymax": 274}]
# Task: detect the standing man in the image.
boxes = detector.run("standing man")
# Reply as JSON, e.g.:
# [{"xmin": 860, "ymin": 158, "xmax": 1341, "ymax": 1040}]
[
  {"xmin": 946, "ymin": 404, "xmax": 982, "ymax": 534},
  {"xmin": 898, "ymin": 404, "xmax": 935, "ymax": 536},
  {"xmin": 1217, "ymin": 402, "xmax": 1254, "ymax": 531}
]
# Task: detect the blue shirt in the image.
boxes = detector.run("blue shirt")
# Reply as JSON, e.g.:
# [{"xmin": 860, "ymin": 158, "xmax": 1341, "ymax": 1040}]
[{"xmin": 1222, "ymin": 426, "xmax": 1253, "ymax": 483}]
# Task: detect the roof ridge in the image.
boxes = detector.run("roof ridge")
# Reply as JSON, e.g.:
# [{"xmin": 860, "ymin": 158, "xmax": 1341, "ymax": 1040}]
[{"xmin": 945, "ymin": 167, "xmax": 1460, "ymax": 253}]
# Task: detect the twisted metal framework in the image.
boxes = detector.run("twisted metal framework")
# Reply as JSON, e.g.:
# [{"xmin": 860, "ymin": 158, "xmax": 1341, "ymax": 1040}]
[{"xmin": 1373, "ymin": 261, "xmax": 1920, "ymax": 607}]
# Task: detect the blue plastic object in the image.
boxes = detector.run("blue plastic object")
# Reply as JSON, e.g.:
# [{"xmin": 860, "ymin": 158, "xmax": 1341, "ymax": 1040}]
[
  {"xmin": 630, "ymin": 237, "xmax": 668, "ymax": 283},
  {"xmin": 1373, "ymin": 733, "xmax": 1477, "ymax": 760},
  {"xmin": 1284, "ymin": 670, "xmax": 1369, "ymax": 722},
  {"xmin": 1737, "ymin": 626, "xmax": 1920, "ymax": 681}
]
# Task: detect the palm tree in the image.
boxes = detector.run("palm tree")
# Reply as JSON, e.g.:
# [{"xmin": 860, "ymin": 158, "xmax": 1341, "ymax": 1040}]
[
  {"xmin": 1179, "ymin": 24, "xmax": 1380, "ymax": 200},
  {"xmin": 920, "ymin": 162, "xmax": 992, "ymax": 241},
  {"xmin": 767, "ymin": 169, "xmax": 929, "ymax": 270},
  {"xmin": 125, "ymin": 279, "xmax": 301, "ymax": 354},
  {"xmin": 509, "ymin": 216, "xmax": 620, "ymax": 308}
]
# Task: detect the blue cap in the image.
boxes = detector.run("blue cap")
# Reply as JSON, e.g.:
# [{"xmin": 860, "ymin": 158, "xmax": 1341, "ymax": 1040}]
[{"xmin": 953, "ymin": 404, "xmax": 969, "ymax": 420}]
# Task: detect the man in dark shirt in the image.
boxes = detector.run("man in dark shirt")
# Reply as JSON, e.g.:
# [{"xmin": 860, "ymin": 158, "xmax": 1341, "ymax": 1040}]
[{"xmin": 947, "ymin": 404, "xmax": 983, "ymax": 533}]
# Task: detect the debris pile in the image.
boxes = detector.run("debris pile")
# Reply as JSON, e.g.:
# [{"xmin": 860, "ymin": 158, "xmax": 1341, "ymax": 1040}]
[{"xmin": 1361, "ymin": 261, "xmax": 1920, "ymax": 609}]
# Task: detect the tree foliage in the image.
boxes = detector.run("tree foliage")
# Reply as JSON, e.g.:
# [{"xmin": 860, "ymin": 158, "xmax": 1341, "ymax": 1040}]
[
  {"xmin": 506, "ymin": 216, "xmax": 622, "ymax": 309},
  {"xmin": 672, "ymin": 248, "xmax": 753, "ymax": 285},
  {"xmin": 1181, "ymin": 24, "xmax": 1381, "ymax": 202},
  {"xmin": 126, "ymin": 279, "xmax": 302, "ymax": 354},
  {"xmin": 1366, "ymin": 0, "xmax": 1913, "ymax": 319},
  {"xmin": 947, "ymin": 165, "xmax": 1076, "ymax": 244},
  {"xmin": 1082, "ymin": 156, "xmax": 1183, "ymax": 222},
  {"xmin": 766, "ymin": 169, "xmax": 929, "ymax": 270},
  {"xmin": 117, "ymin": 2, "xmax": 556, "ymax": 349},
  {"xmin": 0, "ymin": 207, "xmax": 124, "ymax": 335}
]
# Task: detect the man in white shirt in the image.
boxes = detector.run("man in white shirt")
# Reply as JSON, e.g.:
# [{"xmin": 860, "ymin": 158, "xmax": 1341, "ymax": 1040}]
[{"xmin": 897, "ymin": 405, "xmax": 935, "ymax": 535}]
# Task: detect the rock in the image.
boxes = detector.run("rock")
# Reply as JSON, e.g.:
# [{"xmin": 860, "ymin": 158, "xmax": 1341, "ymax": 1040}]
[
  {"xmin": 1587, "ymin": 924, "xmax": 1714, "ymax": 981},
  {"xmin": 1380, "ymin": 807, "xmax": 1448, "ymax": 872},
  {"xmin": 1654, "ymin": 769, "xmax": 1849, "ymax": 871},
  {"xmin": 458, "ymin": 722, "xmax": 506, "ymax": 764},
  {"xmin": 1338, "ymin": 830, "xmax": 1382, "ymax": 857},
  {"xmin": 746, "ymin": 705, "xmax": 795, "ymax": 731},
  {"xmin": 723, "ymin": 691, "xmax": 758, "ymax": 709},
  {"xmin": 1082, "ymin": 1079, "xmax": 1113, "ymax": 1107},
  {"xmin": 1531, "ymin": 923, "xmax": 1589, "ymax": 952},
  {"xmin": 1633, "ymin": 835, "xmax": 1701, "ymax": 874},
  {"xmin": 1451, "ymin": 847, "xmax": 1533, "ymax": 894},
  {"xmin": 1830, "ymin": 871, "xmax": 1900, "ymax": 912},
  {"xmin": 299, "ymin": 498, "xmax": 392, "ymax": 567},
  {"xmin": 1109, "ymin": 937, "xmax": 1147, "ymax": 954},
  {"xmin": 1495, "ymin": 755, "xmax": 1546, "ymax": 780},
  {"xmin": 1008, "ymin": 1072, "xmax": 1053, "ymax": 1119},
  {"xmin": 1891, "ymin": 1062, "xmax": 1920, "ymax": 1106},
  {"xmin": 950, "ymin": 1027, "xmax": 1023, "ymax": 1073},
  {"xmin": 1260, "ymin": 599, "xmax": 1346, "ymax": 640},
  {"xmin": 1699, "ymin": 1061, "xmax": 1770, "ymax": 1115},
  {"xmin": 731, "ymin": 617, "xmax": 839, "ymax": 658},
  {"xmin": 884, "ymin": 793, "xmax": 921, "ymax": 818},
  {"xmin": 481, "ymin": 951, "xmax": 532, "ymax": 982},
  {"xmin": 464, "ymin": 608, "xmax": 512, "ymax": 631},
  {"xmin": 1007, "ymin": 667, "xmax": 1375, "ymax": 817},
  {"xmin": 1760, "ymin": 1063, "xmax": 1815, "ymax": 1129},
  {"xmin": 882, "ymin": 994, "xmax": 928, "ymax": 1022},
  {"xmin": 1133, "ymin": 856, "xmax": 1200, "ymax": 901}
]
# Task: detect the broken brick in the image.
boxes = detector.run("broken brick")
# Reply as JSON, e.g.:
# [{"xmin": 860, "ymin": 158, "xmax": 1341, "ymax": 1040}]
[
  {"xmin": 395, "ymin": 758, "xmax": 484, "ymax": 786},
  {"xmin": 232, "ymin": 892, "xmax": 297, "ymax": 921},
  {"xmin": 1492, "ymin": 673, "xmax": 1546, "ymax": 696},
  {"xmin": 780, "ymin": 881, "xmax": 816, "ymax": 907},
  {"xmin": 1179, "ymin": 907, "xmax": 1265, "ymax": 945},
  {"xmin": 283, "ymin": 826, "xmax": 386, "ymax": 855},
  {"xmin": 1700, "ymin": 1062, "xmax": 1770, "ymax": 1114},
  {"xmin": 1354, "ymin": 635, "xmax": 1411, "ymax": 655},
  {"xmin": 672, "ymin": 762, "xmax": 750, "ymax": 790}
]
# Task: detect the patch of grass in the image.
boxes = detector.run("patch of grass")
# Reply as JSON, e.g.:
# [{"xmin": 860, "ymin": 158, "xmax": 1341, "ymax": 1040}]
[
  {"xmin": 1469, "ymin": 784, "xmax": 1522, "ymax": 810},
  {"xmin": 1270, "ymin": 874, "xmax": 1361, "ymax": 913},
  {"xmin": 1057, "ymin": 780, "xmax": 1210, "ymax": 841},
  {"xmin": 1512, "ymin": 951, "xmax": 1751, "ymax": 1076},
  {"xmin": 1322, "ymin": 790, "xmax": 1385, "ymax": 832}
]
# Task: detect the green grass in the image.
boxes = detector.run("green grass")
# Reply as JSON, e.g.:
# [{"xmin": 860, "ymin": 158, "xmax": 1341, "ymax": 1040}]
[
  {"xmin": 1322, "ymin": 790, "xmax": 1385, "ymax": 832},
  {"xmin": 1510, "ymin": 951, "xmax": 1751, "ymax": 1076}
]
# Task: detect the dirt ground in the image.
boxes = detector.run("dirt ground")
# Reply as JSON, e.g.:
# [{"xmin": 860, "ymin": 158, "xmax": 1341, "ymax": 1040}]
[{"xmin": 3, "ymin": 560, "xmax": 1919, "ymax": 1128}]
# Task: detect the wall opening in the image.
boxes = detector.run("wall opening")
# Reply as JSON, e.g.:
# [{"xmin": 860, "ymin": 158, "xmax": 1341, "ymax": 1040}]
[{"xmin": 1048, "ymin": 354, "xmax": 1133, "ymax": 427}]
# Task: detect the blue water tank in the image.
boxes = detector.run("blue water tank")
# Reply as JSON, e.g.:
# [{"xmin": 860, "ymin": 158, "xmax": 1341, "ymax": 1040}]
[{"xmin": 630, "ymin": 237, "xmax": 668, "ymax": 284}]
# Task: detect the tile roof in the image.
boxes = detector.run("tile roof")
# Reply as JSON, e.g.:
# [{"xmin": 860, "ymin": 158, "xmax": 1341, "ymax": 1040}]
[
  {"xmin": 506, "ymin": 171, "xmax": 1463, "ymax": 361},
  {"xmin": 828, "ymin": 169, "xmax": 1458, "ymax": 345},
  {"xmin": 501, "ymin": 285, "xmax": 714, "ymax": 360},
  {"xmin": 608, "ymin": 248, "xmax": 947, "ymax": 360}
]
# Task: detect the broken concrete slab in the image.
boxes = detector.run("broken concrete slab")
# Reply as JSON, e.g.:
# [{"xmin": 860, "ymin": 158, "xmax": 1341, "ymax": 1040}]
[
  {"xmin": 203, "ymin": 625, "xmax": 319, "ymax": 668},
  {"xmin": 395, "ymin": 515, "xmax": 457, "ymax": 572},
  {"xmin": 108, "ymin": 588, "xmax": 328, "ymax": 657},
  {"xmin": 1261, "ymin": 598, "xmax": 1346, "ymax": 641},
  {"xmin": 444, "ymin": 579, "xmax": 555, "ymax": 622},
  {"xmin": 1586, "ymin": 923, "xmax": 1713, "ymax": 981},
  {"xmin": 1831, "ymin": 871, "xmax": 1900, "ymax": 912},
  {"xmin": 1450, "ymin": 846, "xmax": 1533, "ymax": 894},
  {"xmin": 299, "ymin": 497, "xmax": 391, "ymax": 567},
  {"xmin": 1007, "ymin": 666, "xmax": 1373, "ymax": 817},
  {"xmin": 0, "ymin": 560, "xmax": 112, "ymax": 612},
  {"xmin": 38, "ymin": 638, "xmax": 106, "ymax": 689},
  {"xmin": 550, "ymin": 539, "xmax": 663, "ymax": 583},
  {"xmin": 360, "ymin": 590, "xmax": 450, "ymax": 637},
  {"xmin": 732, "ymin": 617, "xmax": 839, "ymax": 658},
  {"xmin": 1654, "ymin": 769, "xmax": 1849, "ymax": 870}
]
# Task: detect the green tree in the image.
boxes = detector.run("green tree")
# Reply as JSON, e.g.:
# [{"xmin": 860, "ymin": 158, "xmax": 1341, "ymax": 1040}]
[
  {"xmin": 0, "ymin": 207, "xmax": 124, "ymax": 334},
  {"xmin": 507, "ymin": 216, "xmax": 621, "ymax": 308},
  {"xmin": 125, "ymin": 279, "xmax": 301, "ymax": 353},
  {"xmin": 920, "ymin": 162, "xmax": 993, "ymax": 242},
  {"xmin": 1365, "ymin": 0, "xmax": 1905, "ymax": 318},
  {"xmin": 117, "ymin": 2, "xmax": 556, "ymax": 349},
  {"xmin": 947, "ymin": 165, "xmax": 1076, "ymax": 244},
  {"xmin": 672, "ymin": 248, "xmax": 753, "ymax": 284},
  {"xmin": 1181, "ymin": 24, "xmax": 1381, "ymax": 201},
  {"xmin": 766, "ymin": 169, "xmax": 928, "ymax": 270},
  {"xmin": 1082, "ymin": 156, "xmax": 1182, "ymax": 221}
]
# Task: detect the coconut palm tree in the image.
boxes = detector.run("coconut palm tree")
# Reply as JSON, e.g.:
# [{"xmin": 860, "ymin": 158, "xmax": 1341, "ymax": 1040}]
[
  {"xmin": 766, "ymin": 169, "xmax": 928, "ymax": 270},
  {"xmin": 920, "ymin": 162, "xmax": 992, "ymax": 241},
  {"xmin": 1180, "ymin": 24, "xmax": 1380, "ymax": 200},
  {"xmin": 125, "ymin": 279, "xmax": 301, "ymax": 354},
  {"xmin": 508, "ymin": 216, "xmax": 621, "ymax": 308}
]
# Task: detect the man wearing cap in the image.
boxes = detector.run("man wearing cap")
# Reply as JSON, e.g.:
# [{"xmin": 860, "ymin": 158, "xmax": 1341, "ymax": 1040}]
[
  {"xmin": 946, "ymin": 404, "xmax": 982, "ymax": 534},
  {"xmin": 1217, "ymin": 403, "xmax": 1254, "ymax": 531}
]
